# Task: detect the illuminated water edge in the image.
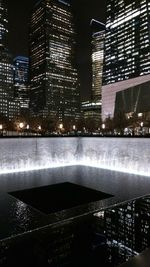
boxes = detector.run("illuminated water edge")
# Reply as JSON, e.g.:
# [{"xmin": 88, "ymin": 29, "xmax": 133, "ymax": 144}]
[
  {"xmin": 0, "ymin": 161, "xmax": 150, "ymax": 177},
  {"xmin": 0, "ymin": 137, "xmax": 149, "ymax": 177}
]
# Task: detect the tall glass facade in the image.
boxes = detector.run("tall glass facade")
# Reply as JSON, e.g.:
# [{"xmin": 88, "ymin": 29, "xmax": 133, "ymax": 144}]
[
  {"xmin": 103, "ymin": 0, "xmax": 150, "ymax": 85},
  {"xmin": 13, "ymin": 56, "xmax": 29, "ymax": 110},
  {"xmin": 0, "ymin": 0, "xmax": 8, "ymax": 50},
  {"xmin": 91, "ymin": 19, "xmax": 105, "ymax": 103},
  {"xmin": 13, "ymin": 56, "xmax": 29, "ymax": 85},
  {"xmin": 82, "ymin": 20, "xmax": 105, "ymax": 127},
  {"xmin": 0, "ymin": 0, "xmax": 19, "ymax": 119},
  {"xmin": 29, "ymin": 0, "xmax": 80, "ymax": 122}
]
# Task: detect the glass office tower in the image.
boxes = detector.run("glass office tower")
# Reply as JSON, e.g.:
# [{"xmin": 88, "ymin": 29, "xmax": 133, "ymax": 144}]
[
  {"xmin": 82, "ymin": 20, "xmax": 105, "ymax": 128},
  {"xmin": 13, "ymin": 56, "xmax": 30, "ymax": 111},
  {"xmin": 14, "ymin": 56, "xmax": 29, "ymax": 85},
  {"xmin": 0, "ymin": 0, "xmax": 19, "ymax": 119},
  {"xmin": 29, "ymin": 0, "xmax": 80, "ymax": 123},
  {"xmin": 91, "ymin": 19, "xmax": 105, "ymax": 103},
  {"xmin": 103, "ymin": 0, "xmax": 150, "ymax": 85},
  {"xmin": 0, "ymin": 0, "xmax": 8, "ymax": 50}
]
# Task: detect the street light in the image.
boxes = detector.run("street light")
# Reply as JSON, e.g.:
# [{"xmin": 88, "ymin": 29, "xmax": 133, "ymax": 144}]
[
  {"xmin": 59, "ymin": 123, "xmax": 63, "ymax": 130},
  {"xmin": 19, "ymin": 122, "xmax": 24, "ymax": 136},
  {"xmin": 26, "ymin": 124, "xmax": 30, "ymax": 130},
  {"xmin": 101, "ymin": 123, "xmax": 106, "ymax": 136},
  {"xmin": 0, "ymin": 124, "xmax": 3, "ymax": 136},
  {"xmin": 102, "ymin": 123, "xmax": 105, "ymax": 129},
  {"xmin": 19, "ymin": 122, "xmax": 24, "ymax": 129}
]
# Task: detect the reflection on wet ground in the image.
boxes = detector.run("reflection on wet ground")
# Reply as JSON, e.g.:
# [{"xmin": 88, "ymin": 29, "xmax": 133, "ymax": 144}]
[{"xmin": 0, "ymin": 166, "xmax": 150, "ymax": 266}]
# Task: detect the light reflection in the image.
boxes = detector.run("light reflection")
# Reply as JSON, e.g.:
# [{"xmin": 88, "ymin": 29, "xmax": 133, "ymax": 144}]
[
  {"xmin": 0, "ymin": 160, "xmax": 149, "ymax": 177},
  {"xmin": 14, "ymin": 200, "xmax": 29, "ymax": 228}
]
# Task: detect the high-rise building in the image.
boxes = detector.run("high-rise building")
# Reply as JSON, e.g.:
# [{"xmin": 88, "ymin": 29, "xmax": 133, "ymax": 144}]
[
  {"xmin": 29, "ymin": 0, "xmax": 80, "ymax": 124},
  {"xmin": 102, "ymin": 0, "xmax": 150, "ymax": 120},
  {"xmin": 14, "ymin": 56, "xmax": 29, "ymax": 85},
  {"xmin": 13, "ymin": 56, "xmax": 30, "ymax": 111},
  {"xmin": 0, "ymin": 0, "xmax": 20, "ymax": 120},
  {"xmin": 0, "ymin": 0, "xmax": 8, "ymax": 50},
  {"xmin": 81, "ymin": 20, "xmax": 105, "ymax": 129},
  {"xmin": 91, "ymin": 19, "xmax": 105, "ymax": 103},
  {"xmin": 103, "ymin": 0, "xmax": 150, "ymax": 85},
  {"xmin": 81, "ymin": 100, "xmax": 101, "ymax": 128}
]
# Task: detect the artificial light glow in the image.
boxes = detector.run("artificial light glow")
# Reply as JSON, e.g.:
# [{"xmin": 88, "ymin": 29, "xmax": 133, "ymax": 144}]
[
  {"xmin": 0, "ymin": 162, "xmax": 77, "ymax": 175},
  {"xmin": 19, "ymin": 122, "xmax": 24, "ymax": 129},
  {"xmin": 0, "ymin": 160, "xmax": 150, "ymax": 177},
  {"xmin": 102, "ymin": 124, "xmax": 105, "ymax": 129},
  {"xmin": 0, "ymin": 124, "xmax": 3, "ymax": 130},
  {"xmin": 59, "ymin": 123, "xmax": 63, "ymax": 129}
]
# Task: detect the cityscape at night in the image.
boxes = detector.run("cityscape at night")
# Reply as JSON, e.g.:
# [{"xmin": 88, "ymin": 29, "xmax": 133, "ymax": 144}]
[{"xmin": 0, "ymin": 0, "xmax": 150, "ymax": 266}]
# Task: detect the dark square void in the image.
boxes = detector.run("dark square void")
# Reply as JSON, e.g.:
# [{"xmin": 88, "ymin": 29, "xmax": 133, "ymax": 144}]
[{"xmin": 9, "ymin": 182, "xmax": 113, "ymax": 215}]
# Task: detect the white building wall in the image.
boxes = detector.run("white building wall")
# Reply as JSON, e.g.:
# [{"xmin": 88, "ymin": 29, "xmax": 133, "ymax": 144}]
[{"xmin": 102, "ymin": 74, "xmax": 150, "ymax": 121}]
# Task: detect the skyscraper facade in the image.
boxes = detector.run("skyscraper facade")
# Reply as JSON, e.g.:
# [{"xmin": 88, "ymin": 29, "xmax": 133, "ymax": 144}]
[
  {"xmin": 103, "ymin": 0, "xmax": 150, "ymax": 86},
  {"xmin": 0, "ymin": 0, "xmax": 20, "ymax": 120},
  {"xmin": 13, "ymin": 56, "xmax": 29, "ymax": 111},
  {"xmin": 102, "ymin": 0, "xmax": 150, "ymax": 120},
  {"xmin": 0, "ymin": 0, "xmax": 8, "ymax": 50},
  {"xmin": 91, "ymin": 19, "xmax": 105, "ymax": 103},
  {"xmin": 14, "ymin": 56, "xmax": 29, "ymax": 85},
  {"xmin": 81, "ymin": 20, "xmax": 105, "ymax": 129},
  {"xmin": 29, "ymin": 0, "xmax": 80, "ymax": 123}
]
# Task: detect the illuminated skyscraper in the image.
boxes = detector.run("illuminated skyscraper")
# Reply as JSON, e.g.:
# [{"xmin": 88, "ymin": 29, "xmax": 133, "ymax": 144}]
[
  {"xmin": 81, "ymin": 20, "xmax": 105, "ymax": 127},
  {"xmin": 91, "ymin": 19, "xmax": 105, "ymax": 103},
  {"xmin": 102, "ymin": 0, "xmax": 150, "ymax": 120},
  {"xmin": 14, "ymin": 56, "xmax": 29, "ymax": 85},
  {"xmin": 103, "ymin": 0, "xmax": 150, "ymax": 85},
  {"xmin": 0, "ymin": 0, "xmax": 8, "ymax": 50},
  {"xmin": 0, "ymin": 0, "xmax": 20, "ymax": 119},
  {"xmin": 29, "ymin": 0, "xmax": 80, "ymax": 123},
  {"xmin": 13, "ymin": 56, "xmax": 30, "ymax": 112}
]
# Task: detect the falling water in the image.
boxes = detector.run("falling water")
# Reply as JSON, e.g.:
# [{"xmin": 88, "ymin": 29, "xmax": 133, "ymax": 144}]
[{"xmin": 0, "ymin": 137, "xmax": 149, "ymax": 176}]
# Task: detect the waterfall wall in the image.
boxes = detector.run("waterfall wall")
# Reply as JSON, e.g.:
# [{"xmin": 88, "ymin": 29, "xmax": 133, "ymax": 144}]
[{"xmin": 0, "ymin": 137, "xmax": 149, "ymax": 176}]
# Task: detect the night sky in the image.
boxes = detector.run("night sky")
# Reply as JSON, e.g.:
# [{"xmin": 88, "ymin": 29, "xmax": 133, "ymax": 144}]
[{"xmin": 7, "ymin": 0, "xmax": 106, "ymax": 100}]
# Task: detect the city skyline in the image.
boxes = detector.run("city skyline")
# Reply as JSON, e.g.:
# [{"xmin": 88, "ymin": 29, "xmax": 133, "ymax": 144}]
[{"xmin": 7, "ymin": 0, "xmax": 106, "ymax": 99}]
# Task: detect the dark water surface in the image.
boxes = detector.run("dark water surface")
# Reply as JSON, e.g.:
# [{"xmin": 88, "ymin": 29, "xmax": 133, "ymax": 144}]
[
  {"xmin": 0, "ymin": 165, "xmax": 150, "ymax": 200},
  {"xmin": 0, "ymin": 166, "xmax": 150, "ymax": 266},
  {"xmin": 0, "ymin": 166, "xmax": 150, "ymax": 241}
]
